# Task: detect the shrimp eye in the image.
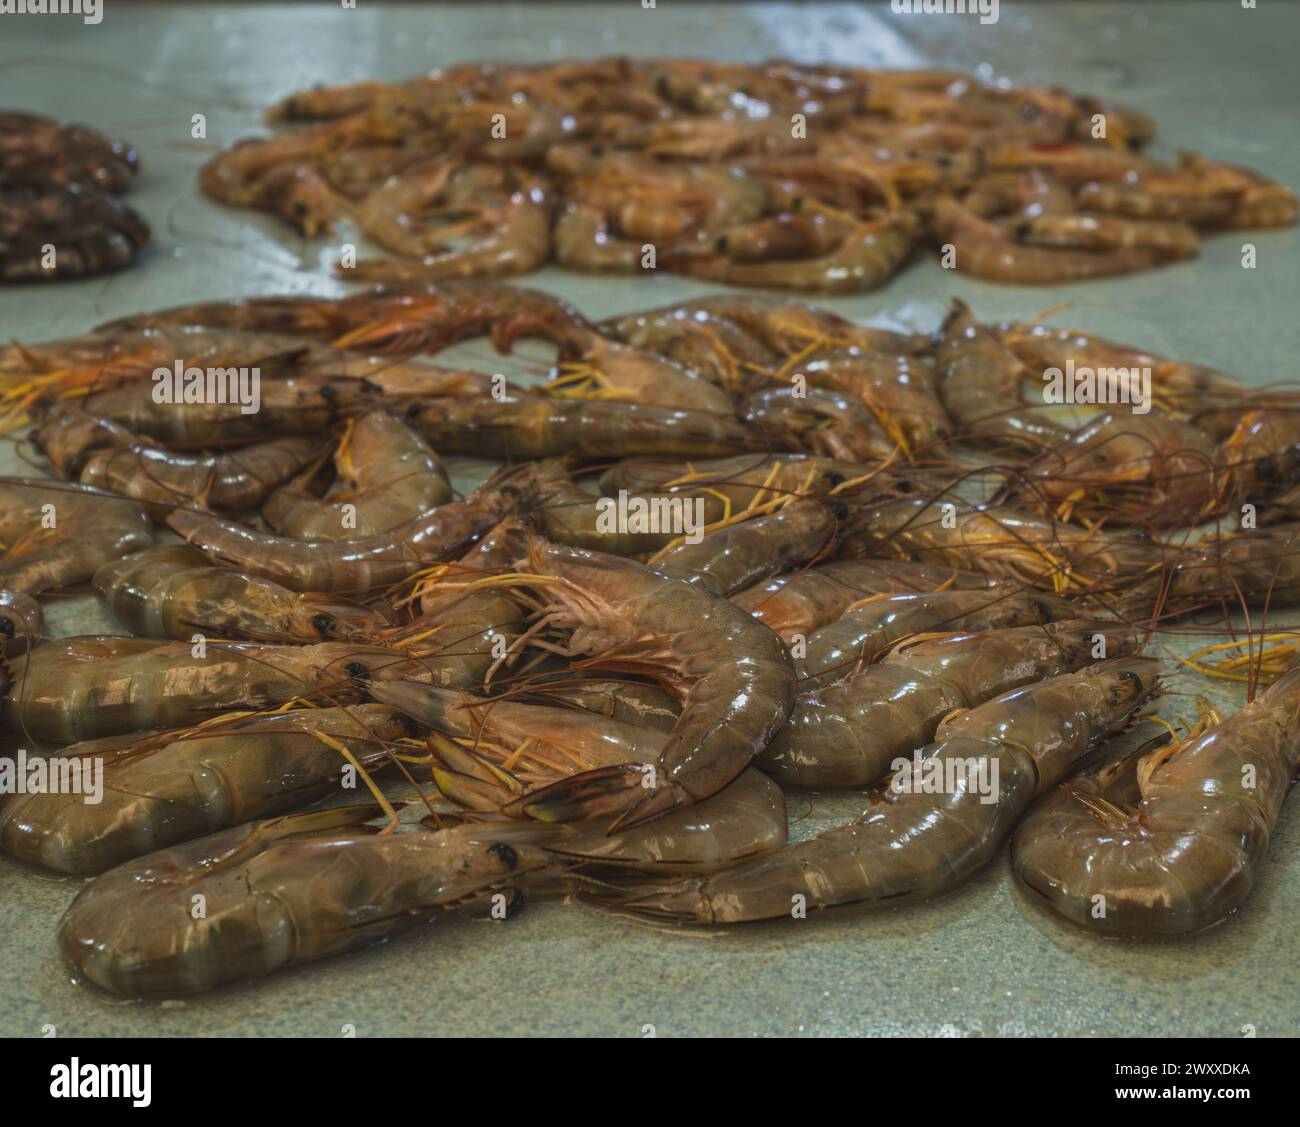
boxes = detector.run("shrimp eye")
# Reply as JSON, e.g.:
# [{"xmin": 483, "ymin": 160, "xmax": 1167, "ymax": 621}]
[
  {"xmin": 0, "ymin": 616, "xmax": 13, "ymax": 637},
  {"xmin": 895, "ymin": 478, "xmax": 913, "ymax": 492},
  {"xmin": 826, "ymin": 471, "xmax": 845, "ymax": 487},
  {"xmin": 715, "ymin": 235, "xmax": 729, "ymax": 253},
  {"xmin": 489, "ymin": 841, "xmax": 519, "ymax": 869},
  {"xmin": 293, "ymin": 201, "xmax": 308, "ymax": 216},
  {"xmin": 312, "ymin": 613, "xmax": 336, "ymax": 636},
  {"xmin": 345, "ymin": 661, "xmax": 368, "ymax": 678},
  {"xmin": 1033, "ymin": 600, "xmax": 1056, "ymax": 621},
  {"xmin": 830, "ymin": 501, "xmax": 849, "ymax": 520},
  {"xmin": 396, "ymin": 712, "xmax": 421, "ymax": 738}
]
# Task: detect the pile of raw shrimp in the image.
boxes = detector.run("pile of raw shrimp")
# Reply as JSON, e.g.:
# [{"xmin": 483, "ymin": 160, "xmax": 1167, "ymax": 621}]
[
  {"xmin": 199, "ymin": 59, "xmax": 1297, "ymax": 293},
  {"xmin": 0, "ymin": 111, "xmax": 150, "ymax": 283},
  {"xmin": 3, "ymin": 279, "xmax": 1300, "ymax": 999}
]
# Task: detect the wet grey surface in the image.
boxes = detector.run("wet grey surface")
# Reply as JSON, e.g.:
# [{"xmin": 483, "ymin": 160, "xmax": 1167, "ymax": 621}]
[{"xmin": 1, "ymin": 2, "xmax": 1298, "ymax": 1037}]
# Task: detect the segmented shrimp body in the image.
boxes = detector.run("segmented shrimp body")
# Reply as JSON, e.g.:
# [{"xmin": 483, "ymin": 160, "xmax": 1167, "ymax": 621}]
[
  {"xmin": 1013, "ymin": 667, "xmax": 1300, "ymax": 935},
  {"xmin": 0, "ymin": 479, "xmax": 152, "ymax": 595},
  {"xmin": 0, "ymin": 705, "xmax": 411, "ymax": 875},
  {"xmin": 93, "ymin": 546, "xmax": 388, "ymax": 643},
  {"xmin": 731, "ymin": 558, "xmax": 1000, "ymax": 642},
  {"xmin": 760, "ymin": 621, "xmax": 1139, "ymax": 786},
  {"xmin": 610, "ymin": 659, "xmax": 1160, "ymax": 924},
  {"xmin": 262, "ymin": 409, "xmax": 451, "ymax": 539},
  {"xmin": 2, "ymin": 635, "xmax": 427, "ymax": 743},
  {"xmin": 795, "ymin": 588, "xmax": 1076, "ymax": 690},
  {"xmin": 167, "ymin": 466, "xmax": 529, "ymax": 595},
  {"xmin": 500, "ymin": 541, "xmax": 796, "ymax": 830},
  {"xmin": 57, "ymin": 812, "xmax": 552, "ymax": 996}
]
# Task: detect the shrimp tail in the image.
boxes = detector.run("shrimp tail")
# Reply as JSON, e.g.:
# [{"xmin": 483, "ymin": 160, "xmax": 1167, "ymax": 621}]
[
  {"xmin": 502, "ymin": 763, "xmax": 649, "ymax": 823},
  {"xmin": 574, "ymin": 880, "xmax": 713, "ymax": 926}
]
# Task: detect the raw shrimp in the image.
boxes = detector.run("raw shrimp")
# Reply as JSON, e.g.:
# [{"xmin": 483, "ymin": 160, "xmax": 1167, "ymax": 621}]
[
  {"xmin": 402, "ymin": 392, "xmax": 761, "ymax": 461},
  {"xmin": 606, "ymin": 658, "xmax": 1160, "ymax": 924},
  {"xmin": 1012, "ymin": 666, "xmax": 1300, "ymax": 935},
  {"xmin": 530, "ymin": 468, "xmax": 681, "ymax": 556},
  {"xmin": 262, "ymin": 409, "xmax": 451, "ymax": 539},
  {"xmin": 497, "ymin": 540, "xmax": 796, "ymax": 830},
  {"xmin": 0, "ymin": 704, "xmax": 412, "ymax": 875},
  {"xmin": 606, "ymin": 295, "xmax": 928, "ymax": 357},
  {"xmin": 81, "ymin": 434, "xmax": 325, "ymax": 519},
  {"xmin": 324, "ymin": 279, "xmax": 596, "ymax": 358},
  {"xmin": 996, "ymin": 319, "xmax": 1246, "ymax": 416},
  {"xmin": 665, "ymin": 212, "xmax": 916, "ymax": 294},
  {"xmin": 553, "ymin": 200, "xmax": 649, "ymax": 272},
  {"xmin": 931, "ymin": 197, "xmax": 1178, "ymax": 284},
  {"xmin": 0, "ymin": 479, "xmax": 152, "ymax": 595},
  {"xmin": 1007, "ymin": 409, "xmax": 1217, "ymax": 526},
  {"xmin": 0, "ymin": 183, "xmax": 150, "ymax": 282},
  {"xmin": 598, "ymin": 307, "xmax": 782, "ymax": 395},
  {"xmin": 795, "ymin": 587, "xmax": 1076, "ymax": 690},
  {"xmin": 936, "ymin": 299, "xmax": 1069, "ymax": 450},
  {"xmin": 1, "ymin": 635, "xmax": 429, "ymax": 743},
  {"xmin": 741, "ymin": 386, "xmax": 894, "ymax": 462},
  {"xmin": 788, "ymin": 349, "xmax": 951, "ymax": 452},
  {"xmin": 57, "ymin": 810, "xmax": 553, "ymax": 996},
  {"xmin": 761, "ymin": 620, "xmax": 1139, "ymax": 786},
  {"xmin": 33, "ymin": 403, "xmax": 321, "ymax": 516},
  {"xmin": 731, "ymin": 558, "xmax": 1001, "ymax": 642},
  {"xmin": 650, "ymin": 498, "xmax": 839, "ymax": 597},
  {"xmin": 369, "ymin": 680, "xmax": 786, "ymax": 873},
  {"xmin": 0, "ymin": 587, "xmax": 43, "ymax": 654},
  {"xmin": 199, "ymin": 112, "xmax": 400, "ymax": 234},
  {"xmin": 346, "ymin": 180, "xmax": 552, "ymax": 282},
  {"xmin": 1169, "ymin": 523, "xmax": 1300, "ymax": 611},
  {"xmin": 843, "ymin": 496, "xmax": 1155, "ymax": 593},
  {"xmin": 93, "ymin": 545, "xmax": 389, "ymax": 643},
  {"xmin": 167, "ymin": 465, "xmax": 530, "ymax": 595}
]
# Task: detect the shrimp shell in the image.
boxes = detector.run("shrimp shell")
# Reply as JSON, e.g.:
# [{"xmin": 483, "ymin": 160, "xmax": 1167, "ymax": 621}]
[
  {"xmin": 609, "ymin": 658, "xmax": 1160, "ymax": 924},
  {"xmin": 0, "ymin": 704, "xmax": 411, "ymax": 874},
  {"xmin": 1012, "ymin": 666, "xmax": 1300, "ymax": 935},
  {"xmin": 57, "ymin": 812, "xmax": 554, "ymax": 996},
  {"xmin": 93, "ymin": 545, "xmax": 389, "ymax": 643}
]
